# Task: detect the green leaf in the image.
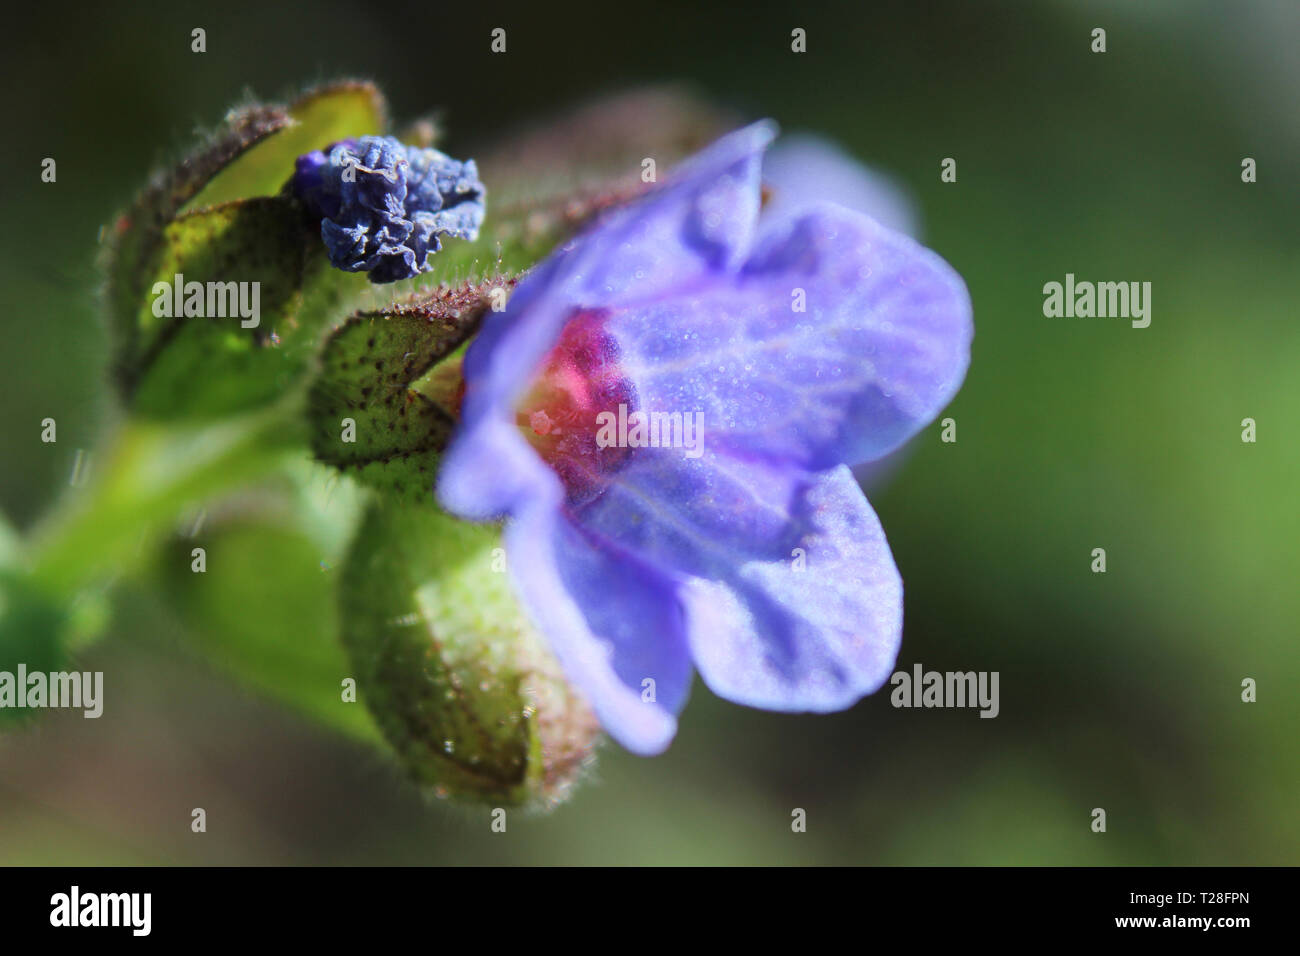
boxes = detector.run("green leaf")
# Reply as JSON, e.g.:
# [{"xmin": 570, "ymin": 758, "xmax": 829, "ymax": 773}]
[
  {"xmin": 339, "ymin": 498, "xmax": 597, "ymax": 808},
  {"xmin": 184, "ymin": 81, "xmax": 388, "ymax": 212},
  {"xmin": 308, "ymin": 277, "xmax": 515, "ymax": 502}
]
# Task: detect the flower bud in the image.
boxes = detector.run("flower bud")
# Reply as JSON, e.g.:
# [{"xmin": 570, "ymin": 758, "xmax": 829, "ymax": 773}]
[
  {"xmin": 291, "ymin": 136, "xmax": 486, "ymax": 283},
  {"xmin": 106, "ymin": 83, "xmax": 388, "ymax": 421},
  {"xmin": 339, "ymin": 500, "xmax": 598, "ymax": 809}
]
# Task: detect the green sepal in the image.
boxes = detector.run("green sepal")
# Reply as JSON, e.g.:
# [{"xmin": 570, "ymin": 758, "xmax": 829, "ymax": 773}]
[
  {"xmin": 183, "ymin": 81, "xmax": 388, "ymax": 212},
  {"xmin": 105, "ymin": 105, "xmax": 292, "ymax": 376},
  {"xmin": 308, "ymin": 277, "xmax": 514, "ymax": 503},
  {"xmin": 124, "ymin": 197, "xmax": 312, "ymax": 419}
]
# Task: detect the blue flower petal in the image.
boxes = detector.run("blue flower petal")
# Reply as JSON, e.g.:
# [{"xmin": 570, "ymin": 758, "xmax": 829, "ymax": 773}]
[
  {"xmin": 441, "ymin": 121, "xmax": 775, "ymax": 518},
  {"xmin": 677, "ymin": 465, "xmax": 902, "ymax": 710},
  {"xmin": 505, "ymin": 495, "xmax": 692, "ymax": 755},
  {"xmin": 439, "ymin": 412, "xmax": 555, "ymax": 521},
  {"xmin": 606, "ymin": 202, "xmax": 972, "ymax": 468},
  {"xmin": 437, "ymin": 120, "xmax": 972, "ymax": 752},
  {"xmin": 573, "ymin": 455, "xmax": 901, "ymax": 711},
  {"xmin": 470, "ymin": 120, "xmax": 773, "ymax": 395}
]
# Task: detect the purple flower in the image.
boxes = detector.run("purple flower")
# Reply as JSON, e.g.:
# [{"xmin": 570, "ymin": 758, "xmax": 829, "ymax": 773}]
[
  {"xmin": 437, "ymin": 122, "xmax": 973, "ymax": 754},
  {"xmin": 292, "ymin": 136, "xmax": 485, "ymax": 283}
]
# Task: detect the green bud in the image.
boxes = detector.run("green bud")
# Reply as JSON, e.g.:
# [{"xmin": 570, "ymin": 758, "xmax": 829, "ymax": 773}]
[{"xmin": 340, "ymin": 499, "xmax": 599, "ymax": 810}]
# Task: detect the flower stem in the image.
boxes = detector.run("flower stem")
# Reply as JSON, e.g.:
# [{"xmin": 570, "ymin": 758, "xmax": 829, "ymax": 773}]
[{"xmin": 25, "ymin": 399, "xmax": 306, "ymax": 622}]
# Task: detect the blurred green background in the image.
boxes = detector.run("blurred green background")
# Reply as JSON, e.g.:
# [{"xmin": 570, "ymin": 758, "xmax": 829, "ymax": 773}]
[{"xmin": 1, "ymin": 0, "xmax": 1296, "ymax": 864}]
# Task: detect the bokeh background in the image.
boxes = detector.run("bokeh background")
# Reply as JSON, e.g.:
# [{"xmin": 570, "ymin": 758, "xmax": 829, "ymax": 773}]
[{"xmin": 1, "ymin": 0, "xmax": 1296, "ymax": 864}]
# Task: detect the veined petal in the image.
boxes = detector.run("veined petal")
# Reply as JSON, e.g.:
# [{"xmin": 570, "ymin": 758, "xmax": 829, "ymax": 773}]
[
  {"xmin": 504, "ymin": 496, "xmax": 692, "ymax": 755},
  {"xmin": 606, "ymin": 202, "xmax": 972, "ymax": 468},
  {"xmin": 572, "ymin": 451, "xmax": 811, "ymax": 567},
  {"xmin": 576, "ymin": 456, "xmax": 901, "ymax": 711},
  {"xmin": 578, "ymin": 119, "xmax": 771, "ymax": 308},
  {"xmin": 455, "ymin": 121, "xmax": 775, "ymax": 432},
  {"xmin": 444, "ymin": 121, "xmax": 777, "ymax": 518},
  {"xmin": 683, "ymin": 465, "xmax": 902, "ymax": 710}
]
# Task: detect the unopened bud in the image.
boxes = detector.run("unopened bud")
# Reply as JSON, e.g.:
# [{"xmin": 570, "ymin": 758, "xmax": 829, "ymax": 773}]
[{"xmin": 340, "ymin": 500, "xmax": 598, "ymax": 809}]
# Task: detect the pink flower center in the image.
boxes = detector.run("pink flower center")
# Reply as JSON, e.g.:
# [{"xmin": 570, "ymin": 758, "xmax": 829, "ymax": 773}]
[{"xmin": 515, "ymin": 310, "xmax": 636, "ymax": 504}]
